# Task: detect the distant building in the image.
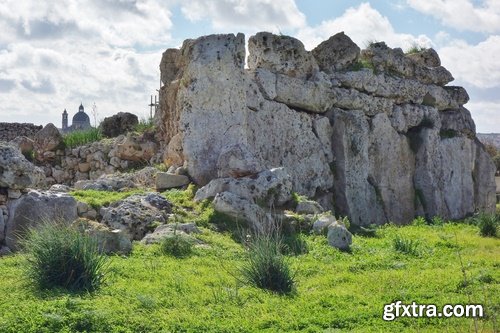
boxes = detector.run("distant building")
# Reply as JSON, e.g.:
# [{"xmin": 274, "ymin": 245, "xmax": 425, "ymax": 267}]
[{"xmin": 61, "ymin": 103, "xmax": 92, "ymax": 133}]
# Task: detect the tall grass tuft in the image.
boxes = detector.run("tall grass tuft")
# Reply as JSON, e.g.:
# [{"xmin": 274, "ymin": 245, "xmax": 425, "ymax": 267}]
[
  {"xmin": 63, "ymin": 128, "xmax": 103, "ymax": 149},
  {"xmin": 160, "ymin": 228, "xmax": 193, "ymax": 258},
  {"xmin": 21, "ymin": 221, "xmax": 109, "ymax": 292},
  {"xmin": 393, "ymin": 235, "xmax": 421, "ymax": 256},
  {"xmin": 134, "ymin": 117, "xmax": 155, "ymax": 133},
  {"xmin": 240, "ymin": 221, "xmax": 295, "ymax": 294},
  {"xmin": 476, "ymin": 213, "xmax": 498, "ymax": 237}
]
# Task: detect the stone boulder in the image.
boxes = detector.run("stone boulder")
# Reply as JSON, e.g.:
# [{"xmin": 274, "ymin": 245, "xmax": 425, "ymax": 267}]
[
  {"xmin": 212, "ymin": 191, "xmax": 272, "ymax": 231},
  {"xmin": 9, "ymin": 136, "xmax": 35, "ymax": 158},
  {"xmin": 296, "ymin": 200, "xmax": 324, "ymax": 215},
  {"xmin": 100, "ymin": 193, "xmax": 172, "ymax": 240},
  {"xmin": 100, "ymin": 112, "xmax": 139, "ymax": 138},
  {"xmin": 115, "ymin": 134, "xmax": 158, "ymax": 162},
  {"xmin": 312, "ymin": 32, "xmax": 360, "ymax": 72},
  {"xmin": 75, "ymin": 173, "xmax": 136, "ymax": 191},
  {"xmin": 156, "ymin": 172, "xmax": 190, "ymax": 191},
  {"xmin": 194, "ymin": 168, "xmax": 293, "ymax": 207},
  {"xmin": 73, "ymin": 218, "xmax": 132, "ymax": 255},
  {"xmin": 0, "ymin": 143, "xmax": 44, "ymax": 190},
  {"xmin": 312, "ymin": 214, "xmax": 336, "ymax": 235},
  {"xmin": 247, "ymin": 32, "xmax": 318, "ymax": 79},
  {"xmin": 327, "ymin": 222, "xmax": 352, "ymax": 250},
  {"xmin": 5, "ymin": 190, "xmax": 78, "ymax": 250},
  {"xmin": 141, "ymin": 223, "xmax": 201, "ymax": 244},
  {"xmin": 33, "ymin": 123, "xmax": 63, "ymax": 161}
]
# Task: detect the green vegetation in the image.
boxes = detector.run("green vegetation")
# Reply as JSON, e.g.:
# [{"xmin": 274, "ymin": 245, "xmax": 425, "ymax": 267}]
[
  {"xmin": 392, "ymin": 235, "xmax": 421, "ymax": 256},
  {"xmin": 405, "ymin": 44, "xmax": 427, "ymax": 54},
  {"xmin": 134, "ymin": 117, "xmax": 155, "ymax": 133},
  {"xmin": 0, "ymin": 221, "xmax": 498, "ymax": 332},
  {"xmin": 240, "ymin": 225, "xmax": 295, "ymax": 294},
  {"xmin": 69, "ymin": 189, "xmax": 144, "ymax": 210},
  {"xmin": 474, "ymin": 213, "xmax": 499, "ymax": 237},
  {"xmin": 21, "ymin": 221, "xmax": 109, "ymax": 292},
  {"xmin": 160, "ymin": 228, "xmax": 194, "ymax": 258},
  {"xmin": 350, "ymin": 58, "xmax": 375, "ymax": 71},
  {"xmin": 63, "ymin": 128, "xmax": 103, "ymax": 149}
]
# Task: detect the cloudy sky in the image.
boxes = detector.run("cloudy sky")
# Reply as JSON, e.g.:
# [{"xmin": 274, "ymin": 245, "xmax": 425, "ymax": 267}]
[{"xmin": 0, "ymin": 0, "xmax": 499, "ymax": 133}]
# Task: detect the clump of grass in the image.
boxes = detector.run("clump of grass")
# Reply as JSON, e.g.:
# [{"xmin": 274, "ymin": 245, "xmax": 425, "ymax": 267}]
[
  {"xmin": 405, "ymin": 43, "xmax": 427, "ymax": 54},
  {"xmin": 70, "ymin": 189, "xmax": 144, "ymax": 210},
  {"xmin": 393, "ymin": 235, "xmax": 421, "ymax": 256},
  {"xmin": 134, "ymin": 117, "xmax": 155, "ymax": 133},
  {"xmin": 476, "ymin": 213, "xmax": 498, "ymax": 237},
  {"xmin": 21, "ymin": 221, "xmax": 109, "ymax": 292},
  {"xmin": 240, "ymin": 222, "xmax": 295, "ymax": 294},
  {"xmin": 160, "ymin": 229, "xmax": 193, "ymax": 258},
  {"xmin": 349, "ymin": 59, "xmax": 375, "ymax": 71},
  {"xmin": 411, "ymin": 216, "xmax": 427, "ymax": 226},
  {"xmin": 63, "ymin": 128, "xmax": 102, "ymax": 149}
]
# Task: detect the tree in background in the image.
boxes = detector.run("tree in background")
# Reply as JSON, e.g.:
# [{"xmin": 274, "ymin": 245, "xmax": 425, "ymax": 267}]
[{"xmin": 484, "ymin": 143, "xmax": 500, "ymax": 176}]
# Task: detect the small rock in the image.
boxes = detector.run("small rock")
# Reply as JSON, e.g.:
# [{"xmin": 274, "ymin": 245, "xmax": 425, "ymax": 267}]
[
  {"xmin": 73, "ymin": 218, "xmax": 132, "ymax": 255},
  {"xmin": 141, "ymin": 223, "xmax": 201, "ymax": 245},
  {"xmin": 312, "ymin": 214, "xmax": 336, "ymax": 234},
  {"xmin": 327, "ymin": 222, "xmax": 352, "ymax": 250},
  {"xmin": 296, "ymin": 200, "xmax": 324, "ymax": 215},
  {"xmin": 156, "ymin": 172, "xmax": 190, "ymax": 190},
  {"xmin": 7, "ymin": 189, "xmax": 22, "ymax": 199},
  {"xmin": 49, "ymin": 184, "xmax": 71, "ymax": 192},
  {"xmin": 77, "ymin": 201, "xmax": 90, "ymax": 215}
]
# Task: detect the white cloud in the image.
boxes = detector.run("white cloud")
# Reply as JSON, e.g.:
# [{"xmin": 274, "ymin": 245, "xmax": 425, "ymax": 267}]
[
  {"xmin": 467, "ymin": 101, "xmax": 500, "ymax": 133},
  {"xmin": 181, "ymin": 0, "xmax": 306, "ymax": 32},
  {"xmin": 438, "ymin": 35, "xmax": 500, "ymax": 89},
  {"xmin": 296, "ymin": 2, "xmax": 431, "ymax": 50},
  {"xmin": 0, "ymin": 0, "xmax": 174, "ymax": 126},
  {"xmin": 406, "ymin": 0, "xmax": 500, "ymax": 33}
]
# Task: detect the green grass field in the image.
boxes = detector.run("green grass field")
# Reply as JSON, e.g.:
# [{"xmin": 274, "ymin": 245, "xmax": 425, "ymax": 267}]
[{"xmin": 0, "ymin": 221, "xmax": 498, "ymax": 332}]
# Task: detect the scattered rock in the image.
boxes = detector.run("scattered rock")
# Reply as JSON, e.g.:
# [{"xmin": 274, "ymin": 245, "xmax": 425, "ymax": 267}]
[
  {"xmin": 33, "ymin": 123, "xmax": 63, "ymax": 161},
  {"xmin": 212, "ymin": 191, "xmax": 272, "ymax": 231},
  {"xmin": 100, "ymin": 112, "xmax": 139, "ymax": 138},
  {"xmin": 100, "ymin": 193, "xmax": 172, "ymax": 240},
  {"xmin": 49, "ymin": 184, "xmax": 71, "ymax": 192},
  {"xmin": 73, "ymin": 218, "xmax": 132, "ymax": 255},
  {"xmin": 156, "ymin": 173, "xmax": 190, "ymax": 191},
  {"xmin": 141, "ymin": 223, "xmax": 201, "ymax": 245},
  {"xmin": 296, "ymin": 200, "xmax": 324, "ymax": 215},
  {"xmin": 327, "ymin": 222, "xmax": 352, "ymax": 250},
  {"xmin": 0, "ymin": 143, "xmax": 44, "ymax": 190},
  {"xmin": 5, "ymin": 190, "xmax": 78, "ymax": 250},
  {"xmin": 312, "ymin": 214, "xmax": 336, "ymax": 235},
  {"xmin": 195, "ymin": 168, "xmax": 293, "ymax": 207}
]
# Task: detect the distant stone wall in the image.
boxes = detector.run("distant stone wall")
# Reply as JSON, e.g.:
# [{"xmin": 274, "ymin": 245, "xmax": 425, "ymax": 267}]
[{"xmin": 0, "ymin": 123, "xmax": 43, "ymax": 142}]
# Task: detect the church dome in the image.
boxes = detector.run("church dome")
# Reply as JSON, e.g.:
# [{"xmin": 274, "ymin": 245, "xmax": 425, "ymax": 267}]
[{"xmin": 73, "ymin": 111, "xmax": 90, "ymax": 123}]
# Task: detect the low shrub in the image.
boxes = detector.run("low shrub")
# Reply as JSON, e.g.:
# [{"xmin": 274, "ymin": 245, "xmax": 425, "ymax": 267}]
[
  {"xmin": 21, "ymin": 221, "xmax": 109, "ymax": 292},
  {"xmin": 160, "ymin": 231, "xmax": 193, "ymax": 258},
  {"xmin": 63, "ymin": 128, "xmax": 102, "ymax": 148},
  {"xmin": 393, "ymin": 235, "xmax": 421, "ymax": 256},
  {"xmin": 134, "ymin": 117, "xmax": 155, "ymax": 133},
  {"xmin": 240, "ymin": 227, "xmax": 295, "ymax": 294},
  {"xmin": 476, "ymin": 213, "xmax": 498, "ymax": 237}
]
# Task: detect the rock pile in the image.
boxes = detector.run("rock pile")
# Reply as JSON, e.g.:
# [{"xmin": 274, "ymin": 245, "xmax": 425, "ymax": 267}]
[{"xmin": 156, "ymin": 31, "xmax": 496, "ymax": 226}]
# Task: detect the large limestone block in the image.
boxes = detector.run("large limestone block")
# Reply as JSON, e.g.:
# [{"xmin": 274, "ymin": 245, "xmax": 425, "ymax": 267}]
[
  {"xmin": 329, "ymin": 109, "xmax": 386, "ymax": 226},
  {"xmin": 247, "ymin": 32, "xmax": 318, "ymax": 79},
  {"xmin": 274, "ymin": 74, "xmax": 334, "ymax": 113},
  {"xmin": 246, "ymin": 100, "xmax": 334, "ymax": 197},
  {"xmin": 472, "ymin": 141, "xmax": 497, "ymax": 213},
  {"xmin": 0, "ymin": 143, "xmax": 44, "ymax": 190},
  {"xmin": 368, "ymin": 113, "xmax": 416, "ymax": 224},
  {"xmin": 216, "ymin": 143, "xmax": 263, "ymax": 178},
  {"xmin": 5, "ymin": 190, "xmax": 78, "ymax": 250},
  {"xmin": 212, "ymin": 191, "xmax": 272, "ymax": 230},
  {"xmin": 361, "ymin": 42, "xmax": 454, "ymax": 86},
  {"xmin": 312, "ymin": 32, "xmax": 360, "ymax": 72},
  {"xmin": 195, "ymin": 168, "xmax": 293, "ymax": 207}
]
